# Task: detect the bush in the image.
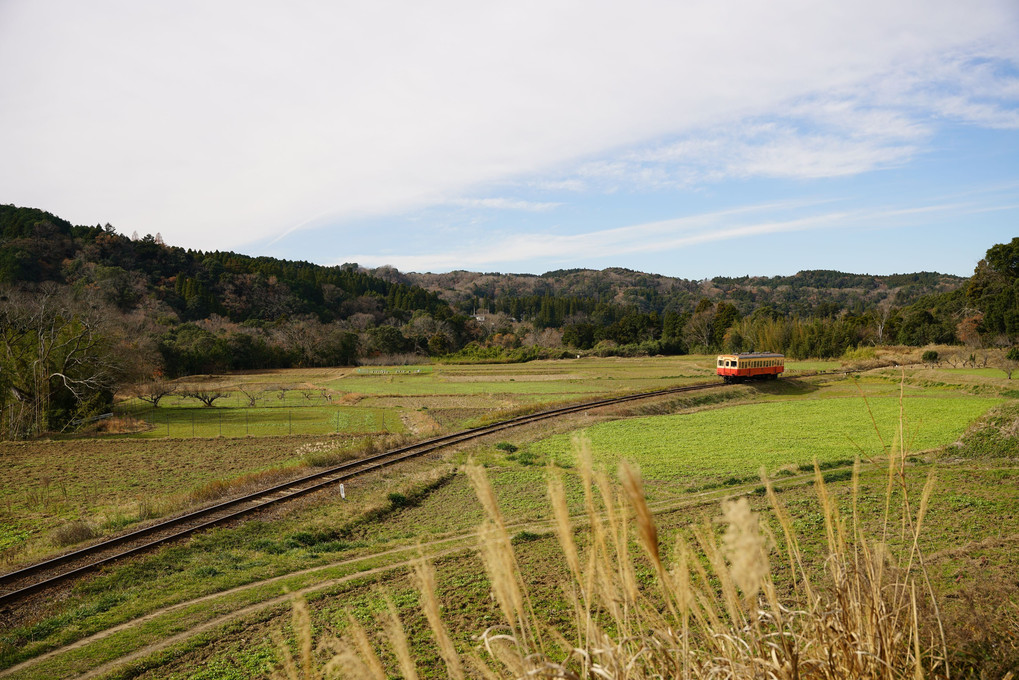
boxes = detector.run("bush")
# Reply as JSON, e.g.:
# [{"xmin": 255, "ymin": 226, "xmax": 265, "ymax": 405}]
[{"xmin": 387, "ymin": 492, "xmax": 410, "ymax": 508}]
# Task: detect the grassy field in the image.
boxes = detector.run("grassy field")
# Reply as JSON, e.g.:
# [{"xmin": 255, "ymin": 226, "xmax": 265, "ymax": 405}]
[
  {"xmin": 3, "ymin": 359, "xmax": 1019, "ymax": 678},
  {"xmin": 5, "ymin": 424, "xmax": 1017, "ymax": 679},
  {"xmin": 111, "ymin": 355, "xmax": 839, "ymax": 440},
  {"xmin": 119, "ymin": 400, "xmax": 404, "ymax": 439},
  {"xmin": 111, "ymin": 357, "xmax": 719, "ymax": 440},
  {"xmin": 531, "ymin": 392, "xmax": 1001, "ymax": 487}
]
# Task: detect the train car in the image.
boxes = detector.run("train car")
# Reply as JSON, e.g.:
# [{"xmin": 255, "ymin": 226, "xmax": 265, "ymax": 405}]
[{"xmin": 716, "ymin": 352, "xmax": 784, "ymax": 383}]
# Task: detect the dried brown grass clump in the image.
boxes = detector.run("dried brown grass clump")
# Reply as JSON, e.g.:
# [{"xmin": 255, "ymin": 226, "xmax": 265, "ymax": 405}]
[
  {"xmin": 295, "ymin": 440, "xmax": 364, "ymax": 468},
  {"xmin": 87, "ymin": 415, "xmax": 148, "ymax": 435},
  {"xmin": 188, "ymin": 467, "xmax": 300, "ymax": 504},
  {"xmin": 276, "ymin": 437, "xmax": 973, "ymax": 679},
  {"xmin": 51, "ymin": 520, "xmax": 97, "ymax": 547}
]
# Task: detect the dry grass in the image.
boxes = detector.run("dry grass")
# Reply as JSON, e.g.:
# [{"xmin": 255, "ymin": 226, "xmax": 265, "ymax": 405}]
[
  {"xmin": 274, "ymin": 423, "xmax": 984, "ymax": 679},
  {"xmin": 187, "ymin": 435, "xmax": 402, "ymax": 504},
  {"xmin": 50, "ymin": 520, "xmax": 98, "ymax": 547},
  {"xmin": 187, "ymin": 467, "xmax": 303, "ymax": 504},
  {"xmin": 84, "ymin": 415, "xmax": 149, "ymax": 435}
]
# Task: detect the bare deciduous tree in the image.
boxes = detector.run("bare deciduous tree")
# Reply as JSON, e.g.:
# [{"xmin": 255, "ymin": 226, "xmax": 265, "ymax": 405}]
[
  {"xmin": 134, "ymin": 376, "xmax": 178, "ymax": 407},
  {"xmin": 237, "ymin": 386, "xmax": 260, "ymax": 407},
  {"xmin": 181, "ymin": 387, "xmax": 227, "ymax": 407},
  {"xmin": 997, "ymin": 347, "xmax": 1019, "ymax": 379},
  {"xmin": 0, "ymin": 285, "xmax": 122, "ymax": 438}
]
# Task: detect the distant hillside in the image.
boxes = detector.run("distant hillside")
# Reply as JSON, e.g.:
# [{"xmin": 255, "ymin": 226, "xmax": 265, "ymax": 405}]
[
  {"xmin": 391, "ymin": 266, "xmax": 967, "ymax": 318},
  {"xmin": 1, "ymin": 201, "xmax": 1013, "ymax": 365},
  {"xmin": 0, "ymin": 203, "xmax": 452, "ymax": 324}
]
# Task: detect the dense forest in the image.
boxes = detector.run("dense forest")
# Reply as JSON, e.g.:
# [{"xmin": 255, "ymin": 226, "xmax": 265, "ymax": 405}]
[{"xmin": 1, "ymin": 202, "xmax": 1016, "ymax": 437}]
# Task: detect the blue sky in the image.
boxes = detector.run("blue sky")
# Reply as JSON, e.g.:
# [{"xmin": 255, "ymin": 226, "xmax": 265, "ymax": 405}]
[{"xmin": 2, "ymin": 1, "xmax": 1017, "ymax": 279}]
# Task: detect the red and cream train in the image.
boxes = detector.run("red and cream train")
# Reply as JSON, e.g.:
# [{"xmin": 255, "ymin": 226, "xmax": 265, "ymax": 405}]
[{"xmin": 716, "ymin": 352, "xmax": 784, "ymax": 383}]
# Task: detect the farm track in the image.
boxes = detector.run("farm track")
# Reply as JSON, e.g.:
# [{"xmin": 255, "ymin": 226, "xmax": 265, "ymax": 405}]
[{"xmin": 3, "ymin": 375, "xmax": 808, "ymax": 609}]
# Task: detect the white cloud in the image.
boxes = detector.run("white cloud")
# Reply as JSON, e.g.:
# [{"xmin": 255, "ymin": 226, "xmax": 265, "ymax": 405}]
[{"xmin": 0, "ymin": 0, "xmax": 1016, "ymax": 250}]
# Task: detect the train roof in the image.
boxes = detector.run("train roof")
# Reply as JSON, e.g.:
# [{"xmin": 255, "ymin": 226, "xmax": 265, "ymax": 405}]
[{"xmin": 716, "ymin": 352, "xmax": 784, "ymax": 358}]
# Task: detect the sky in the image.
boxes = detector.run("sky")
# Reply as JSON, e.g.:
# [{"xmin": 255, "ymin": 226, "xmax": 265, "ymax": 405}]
[{"xmin": 1, "ymin": 1, "xmax": 1018, "ymax": 279}]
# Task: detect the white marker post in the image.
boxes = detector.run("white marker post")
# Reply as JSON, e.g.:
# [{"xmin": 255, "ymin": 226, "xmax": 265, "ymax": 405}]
[{"xmin": 340, "ymin": 483, "xmax": 346, "ymax": 499}]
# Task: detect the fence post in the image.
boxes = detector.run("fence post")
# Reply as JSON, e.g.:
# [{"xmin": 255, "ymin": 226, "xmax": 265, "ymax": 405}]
[
  {"xmin": 191, "ymin": 412, "xmax": 195, "ymax": 437},
  {"xmin": 289, "ymin": 409, "xmax": 292, "ymax": 435}
]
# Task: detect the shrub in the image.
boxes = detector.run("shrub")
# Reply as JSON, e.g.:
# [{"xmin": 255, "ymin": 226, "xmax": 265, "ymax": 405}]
[{"xmin": 386, "ymin": 492, "xmax": 410, "ymax": 508}]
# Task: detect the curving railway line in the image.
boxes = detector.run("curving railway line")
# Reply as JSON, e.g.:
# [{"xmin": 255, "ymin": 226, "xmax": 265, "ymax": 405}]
[
  {"xmin": 1, "ymin": 371, "xmax": 838, "ymax": 609},
  {"xmin": 0, "ymin": 378, "xmax": 751, "ymax": 609}
]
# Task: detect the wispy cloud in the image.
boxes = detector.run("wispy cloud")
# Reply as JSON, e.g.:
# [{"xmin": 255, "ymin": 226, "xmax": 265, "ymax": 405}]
[
  {"xmin": 345, "ymin": 198, "xmax": 1000, "ymax": 273},
  {"xmin": 446, "ymin": 197, "xmax": 561, "ymax": 211}
]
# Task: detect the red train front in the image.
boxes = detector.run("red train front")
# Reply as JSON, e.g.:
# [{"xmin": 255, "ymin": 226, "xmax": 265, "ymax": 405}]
[{"xmin": 716, "ymin": 352, "xmax": 784, "ymax": 383}]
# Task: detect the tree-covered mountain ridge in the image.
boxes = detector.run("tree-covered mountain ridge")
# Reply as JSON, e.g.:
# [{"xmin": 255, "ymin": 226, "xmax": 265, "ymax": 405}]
[
  {"xmin": 388, "ymin": 266, "xmax": 965, "ymax": 318},
  {"xmin": 3, "ymin": 202, "xmax": 967, "ymax": 324}
]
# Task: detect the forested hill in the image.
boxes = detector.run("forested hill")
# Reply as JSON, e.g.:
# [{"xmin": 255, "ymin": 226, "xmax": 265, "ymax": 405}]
[
  {"xmin": 393, "ymin": 267, "xmax": 966, "ymax": 320},
  {"xmin": 2, "ymin": 201, "xmax": 1015, "ymax": 370},
  {"xmin": 0, "ymin": 204, "xmax": 451, "ymax": 324}
]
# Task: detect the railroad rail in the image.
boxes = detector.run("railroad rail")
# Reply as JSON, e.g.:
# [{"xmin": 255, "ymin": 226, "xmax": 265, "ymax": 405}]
[
  {"xmin": 0, "ymin": 378, "xmax": 748, "ymax": 608},
  {"xmin": 1, "ymin": 370, "xmax": 845, "ymax": 608}
]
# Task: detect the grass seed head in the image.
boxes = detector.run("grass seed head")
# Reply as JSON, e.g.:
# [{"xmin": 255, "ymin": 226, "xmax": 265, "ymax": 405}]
[{"xmin": 721, "ymin": 497, "xmax": 769, "ymax": 603}]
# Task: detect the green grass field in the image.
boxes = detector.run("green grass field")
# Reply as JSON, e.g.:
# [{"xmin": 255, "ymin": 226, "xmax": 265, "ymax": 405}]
[
  {"xmin": 532, "ymin": 394, "xmax": 999, "ymax": 484},
  {"xmin": 943, "ymin": 367, "xmax": 1012, "ymax": 378},
  {"xmin": 121, "ymin": 401, "xmax": 404, "ymax": 438}
]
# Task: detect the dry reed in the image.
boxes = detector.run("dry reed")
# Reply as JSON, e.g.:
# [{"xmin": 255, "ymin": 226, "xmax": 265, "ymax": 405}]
[{"xmin": 276, "ymin": 435, "xmax": 958, "ymax": 679}]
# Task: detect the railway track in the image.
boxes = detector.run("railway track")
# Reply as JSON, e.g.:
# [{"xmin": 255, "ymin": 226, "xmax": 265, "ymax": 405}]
[{"xmin": 0, "ymin": 378, "xmax": 736, "ymax": 609}]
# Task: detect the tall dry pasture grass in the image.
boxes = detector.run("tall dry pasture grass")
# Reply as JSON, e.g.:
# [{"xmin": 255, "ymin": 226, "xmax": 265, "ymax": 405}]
[{"xmin": 275, "ymin": 435, "xmax": 991, "ymax": 679}]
